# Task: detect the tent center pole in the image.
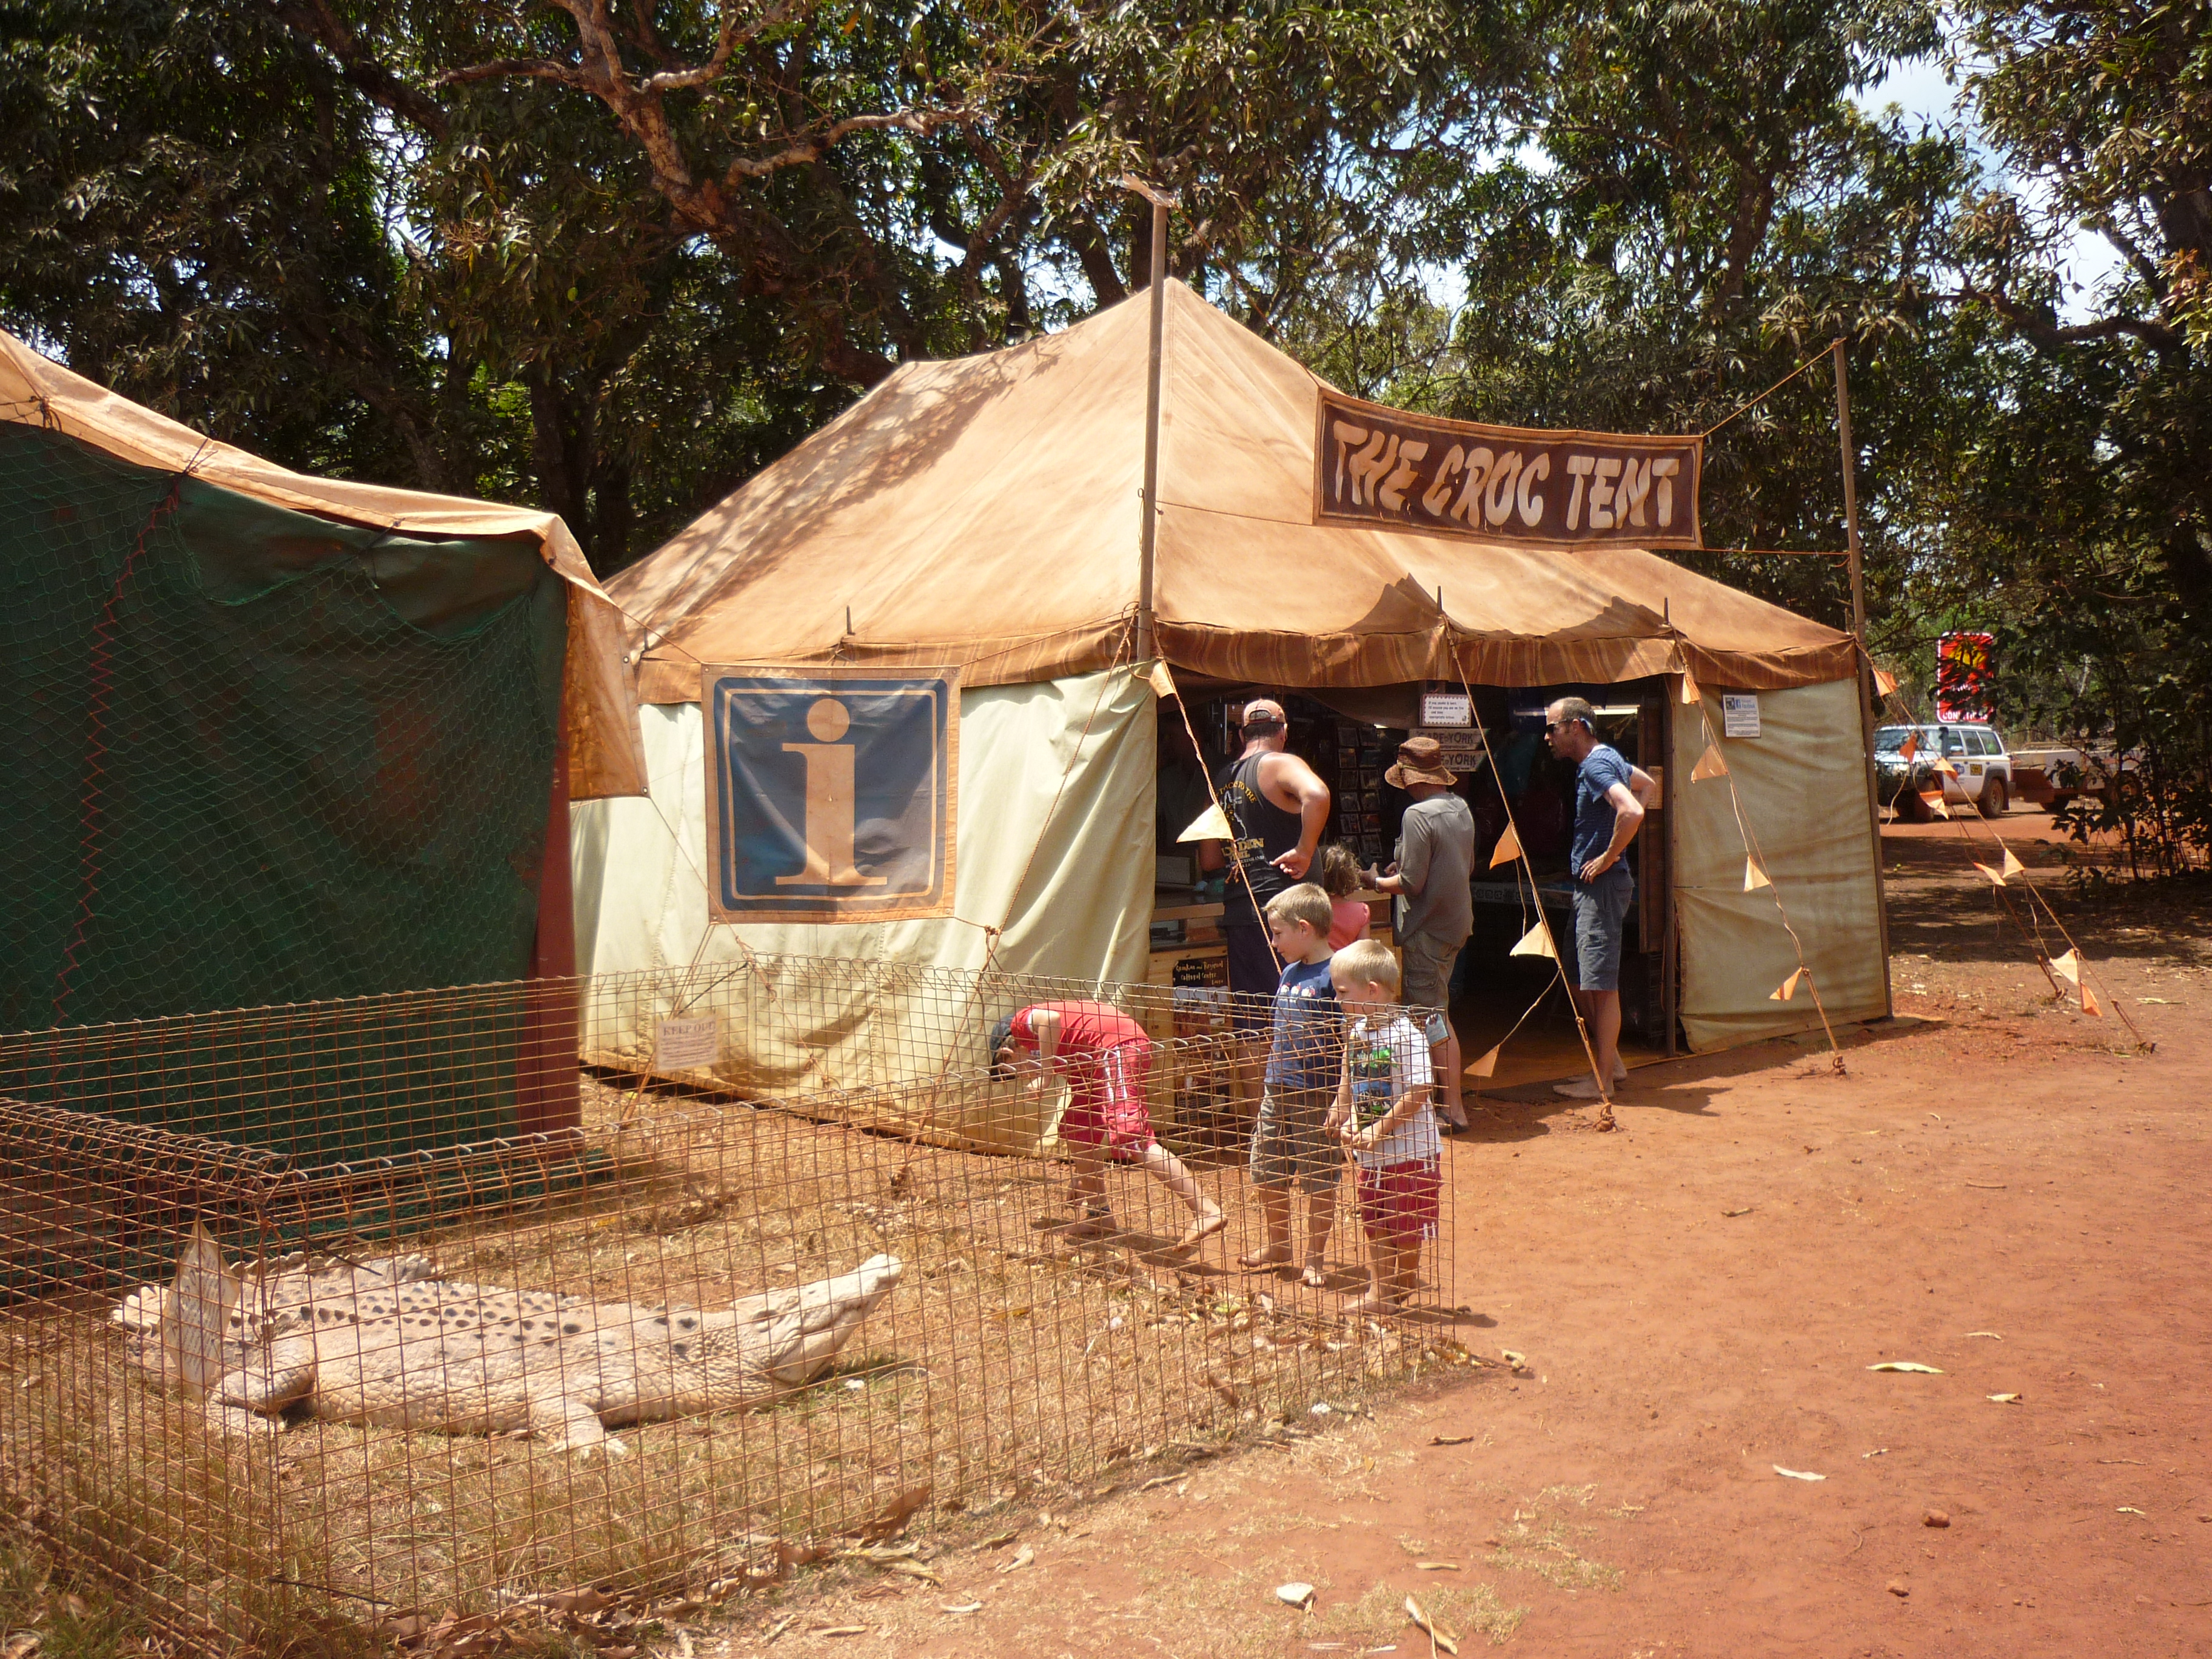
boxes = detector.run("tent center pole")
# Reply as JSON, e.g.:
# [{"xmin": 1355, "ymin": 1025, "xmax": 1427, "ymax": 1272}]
[
  {"xmin": 1832, "ymin": 337, "xmax": 1894, "ymax": 1019},
  {"xmin": 1137, "ymin": 193, "xmax": 1169, "ymax": 663}
]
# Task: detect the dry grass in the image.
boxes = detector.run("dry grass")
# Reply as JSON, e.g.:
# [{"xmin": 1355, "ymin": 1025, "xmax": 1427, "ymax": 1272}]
[{"xmin": 2, "ymin": 1078, "xmax": 1468, "ymax": 1651}]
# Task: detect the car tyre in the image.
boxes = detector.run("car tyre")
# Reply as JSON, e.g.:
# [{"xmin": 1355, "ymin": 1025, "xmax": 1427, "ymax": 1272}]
[{"xmin": 1981, "ymin": 776, "xmax": 2008, "ymax": 817}]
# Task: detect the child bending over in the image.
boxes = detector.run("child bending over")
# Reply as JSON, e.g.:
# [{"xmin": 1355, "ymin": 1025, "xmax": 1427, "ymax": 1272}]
[
  {"xmin": 1326, "ymin": 939, "xmax": 1443, "ymax": 1313},
  {"xmin": 991, "ymin": 1002, "xmax": 1226, "ymax": 1253}
]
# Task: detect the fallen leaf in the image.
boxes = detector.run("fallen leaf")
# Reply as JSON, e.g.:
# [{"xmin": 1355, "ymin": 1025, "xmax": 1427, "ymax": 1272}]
[
  {"xmin": 1963, "ymin": 1331, "xmax": 2003, "ymax": 1339},
  {"xmin": 998, "ymin": 1544, "xmax": 1034, "ymax": 1574},
  {"xmin": 811, "ymin": 1628, "xmax": 868, "ymax": 1639},
  {"xmin": 1773, "ymin": 1466, "xmax": 1827, "ymax": 1481},
  {"xmin": 2137, "ymin": 996, "xmax": 2177, "ymax": 1005},
  {"xmin": 1416, "ymin": 1561, "xmax": 1461, "ymax": 1572},
  {"xmin": 940, "ymin": 1602, "xmax": 982, "ymax": 1615},
  {"xmin": 1862, "ymin": 1449, "xmax": 1888, "ymax": 1458},
  {"xmin": 1965, "ymin": 1181, "xmax": 2006, "ymax": 1190},
  {"xmin": 760, "ymin": 1614, "xmax": 794, "ymax": 1644},
  {"xmin": 1888, "ymin": 1580, "xmax": 1911, "ymax": 1598},
  {"xmin": 859, "ymin": 1484, "xmax": 933, "ymax": 1541},
  {"xmin": 1276, "ymin": 1582, "xmax": 1316, "ymax": 1610},
  {"xmin": 1867, "ymin": 1362, "xmax": 1943, "ymax": 1373},
  {"xmin": 1500, "ymin": 1349, "xmax": 1527, "ymax": 1369},
  {"xmin": 2, "ymin": 1637, "xmax": 39, "ymax": 1659},
  {"xmin": 1987, "ymin": 1393, "xmax": 2022, "ymax": 1404},
  {"xmin": 882, "ymin": 1559, "xmax": 941, "ymax": 1584},
  {"xmin": 1723, "ymin": 1207, "xmax": 1753, "ymax": 1217},
  {"xmin": 1404, "ymin": 1594, "xmax": 1460, "ymax": 1655},
  {"xmin": 1429, "ymin": 1434, "xmax": 1475, "ymax": 1446},
  {"xmin": 2118, "ymin": 1506, "xmax": 2147, "ymax": 1516},
  {"xmin": 979, "ymin": 1530, "xmax": 1018, "ymax": 1549}
]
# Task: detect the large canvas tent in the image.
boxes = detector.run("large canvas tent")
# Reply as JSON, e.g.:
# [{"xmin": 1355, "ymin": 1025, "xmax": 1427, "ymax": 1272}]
[
  {"xmin": 577, "ymin": 281, "xmax": 1886, "ymax": 1087},
  {"xmin": 0, "ymin": 330, "xmax": 647, "ymax": 1037}
]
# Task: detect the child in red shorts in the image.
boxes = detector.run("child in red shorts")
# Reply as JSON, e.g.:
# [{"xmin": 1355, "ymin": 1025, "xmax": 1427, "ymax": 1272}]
[
  {"xmin": 991, "ymin": 1002, "xmax": 1226, "ymax": 1254},
  {"xmin": 1324, "ymin": 940, "xmax": 1441, "ymax": 1313}
]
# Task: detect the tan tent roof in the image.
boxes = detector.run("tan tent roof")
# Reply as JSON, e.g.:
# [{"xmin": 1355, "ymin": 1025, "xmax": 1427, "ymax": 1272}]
[
  {"xmin": 615, "ymin": 282, "xmax": 1857, "ymax": 701},
  {"xmin": 0, "ymin": 330, "xmax": 646, "ymax": 798}
]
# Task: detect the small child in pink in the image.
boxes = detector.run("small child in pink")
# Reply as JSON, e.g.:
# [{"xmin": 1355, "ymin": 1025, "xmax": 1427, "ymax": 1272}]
[{"xmin": 1316, "ymin": 843, "xmax": 1373, "ymax": 951}]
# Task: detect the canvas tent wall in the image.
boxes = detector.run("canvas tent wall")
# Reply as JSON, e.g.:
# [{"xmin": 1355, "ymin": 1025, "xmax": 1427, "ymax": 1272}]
[
  {"xmin": 578, "ymin": 281, "xmax": 1885, "ymax": 1088},
  {"xmin": 0, "ymin": 330, "xmax": 646, "ymax": 1056}
]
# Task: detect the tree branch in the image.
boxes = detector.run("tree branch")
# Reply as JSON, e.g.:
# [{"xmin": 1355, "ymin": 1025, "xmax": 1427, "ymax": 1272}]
[
  {"xmin": 270, "ymin": 0, "xmax": 451, "ymax": 138},
  {"xmin": 1964, "ymin": 280, "xmax": 2188, "ymax": 358}
]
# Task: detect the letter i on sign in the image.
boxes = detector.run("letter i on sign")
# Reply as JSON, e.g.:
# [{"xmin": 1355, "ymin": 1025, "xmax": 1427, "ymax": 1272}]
[{"xmin": 777, "ymin": 697, "xmax": 888, "ymax": 886}]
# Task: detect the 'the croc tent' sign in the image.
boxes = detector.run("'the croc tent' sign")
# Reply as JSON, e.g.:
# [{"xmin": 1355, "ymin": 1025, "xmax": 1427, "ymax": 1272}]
[
  {"xmin": 701, "ymin": 666, "xmax": 958, "ymax": 923},
  {"xmin": 1313, "ymin": 389, "xmax": 1703, "ymax": 548}
]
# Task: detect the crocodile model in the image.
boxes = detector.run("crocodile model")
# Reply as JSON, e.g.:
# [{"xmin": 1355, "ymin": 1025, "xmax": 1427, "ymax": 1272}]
[{"xmin": 114, "ymin": 1230, "xmax": 901, "ymax": 1453}]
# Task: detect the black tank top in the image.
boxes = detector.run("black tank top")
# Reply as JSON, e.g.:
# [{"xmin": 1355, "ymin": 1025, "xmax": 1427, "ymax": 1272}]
[{"xmin": 1215, "ymin": 751, "xmax": 1304, "ymax": 927}]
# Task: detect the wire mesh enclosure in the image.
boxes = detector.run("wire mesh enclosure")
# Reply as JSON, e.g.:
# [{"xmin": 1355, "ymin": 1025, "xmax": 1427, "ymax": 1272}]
[{"xmin": 0, "ymin": 954, "xmax": 1470, "ymax": 1649}]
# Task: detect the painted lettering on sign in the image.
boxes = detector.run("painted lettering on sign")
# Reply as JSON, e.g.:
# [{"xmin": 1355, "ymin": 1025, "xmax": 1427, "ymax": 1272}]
[
  {"xmin": 700, "ymin": 666, "xmax": 959, "ymax": 923},
  {"xmin": 1313, "ymin": 389, "xmax": 1702, "ymax": 548}
]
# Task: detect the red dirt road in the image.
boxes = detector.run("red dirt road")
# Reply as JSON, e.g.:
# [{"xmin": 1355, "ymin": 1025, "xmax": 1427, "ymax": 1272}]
[{"xmin": 719, "ymin": 835, "xmax": 2212, "ymax": 1658}]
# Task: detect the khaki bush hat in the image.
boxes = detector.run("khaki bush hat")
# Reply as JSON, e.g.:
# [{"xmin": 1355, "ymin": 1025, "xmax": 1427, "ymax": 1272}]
[{"xmin": 1385, "ymin": 734, "xmax": 1456, "ymax": 788}]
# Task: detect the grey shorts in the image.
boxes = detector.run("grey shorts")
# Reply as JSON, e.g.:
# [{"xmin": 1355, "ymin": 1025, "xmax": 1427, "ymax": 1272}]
[
  {"xmin": 1248, "ymin": 1083, "xmax": 1337, "ymax": 1193},
  {"xmin": 1398, "ymin": 931, "xmax": 1461, "ymax": 1046},
  {"xmin": 1572, "ymin": 868, "xmax": 1635, "ymax": 992}
]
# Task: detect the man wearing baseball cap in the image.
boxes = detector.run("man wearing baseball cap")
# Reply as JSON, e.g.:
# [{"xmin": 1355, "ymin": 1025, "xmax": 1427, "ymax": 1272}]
[{"xmin": 1364, "ymin": 736, "xmax": 1474, "ymax": 1128}]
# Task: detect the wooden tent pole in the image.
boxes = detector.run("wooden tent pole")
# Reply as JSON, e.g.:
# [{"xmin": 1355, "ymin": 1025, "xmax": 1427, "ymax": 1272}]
[
  {"xmin": 1832, "ymin": 337, "xmax": 1894, "ymax": 1018},
  {"xmin": 1124, "ymin": 178, "xmax": 1176, "ymax": 663}
]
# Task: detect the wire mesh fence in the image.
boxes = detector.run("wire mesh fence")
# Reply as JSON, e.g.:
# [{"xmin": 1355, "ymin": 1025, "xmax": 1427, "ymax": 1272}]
[{"xmin": 0, "ymin": 954, "xmax": 1471, "ymax": 1649}]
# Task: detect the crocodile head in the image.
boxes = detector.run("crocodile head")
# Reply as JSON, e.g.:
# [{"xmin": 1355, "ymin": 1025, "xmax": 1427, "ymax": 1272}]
[{"xmin": 644, "ymin": 1254, "xmax": 903, "ymax": 1407}]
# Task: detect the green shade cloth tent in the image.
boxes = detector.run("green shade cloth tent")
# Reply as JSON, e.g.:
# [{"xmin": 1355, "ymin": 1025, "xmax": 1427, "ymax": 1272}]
[{"xmin": 0, "ymin": 332, "xmax": 646, "ymax": 1158}]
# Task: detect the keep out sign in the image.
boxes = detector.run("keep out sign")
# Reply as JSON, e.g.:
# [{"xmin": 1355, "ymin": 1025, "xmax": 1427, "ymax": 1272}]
[
  {"xmin": 1313, "ymin": 388, "xmax": 1703, "ymax": 548},
  {"xmin": 700, "ymin": 666, "xmax": 959, "ymax": 923}
]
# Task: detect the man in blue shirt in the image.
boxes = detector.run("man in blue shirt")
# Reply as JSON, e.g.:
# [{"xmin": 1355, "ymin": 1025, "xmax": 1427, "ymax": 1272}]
[{"xmin": 1544, "ymin": 697, "xmax": 1659, "ymax": 1106}]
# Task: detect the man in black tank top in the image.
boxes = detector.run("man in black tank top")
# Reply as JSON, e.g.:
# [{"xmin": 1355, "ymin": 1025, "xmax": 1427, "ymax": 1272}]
[{"xmin": 1199, "ymin": 699, "xmax": 1333, "ymax": 1113}]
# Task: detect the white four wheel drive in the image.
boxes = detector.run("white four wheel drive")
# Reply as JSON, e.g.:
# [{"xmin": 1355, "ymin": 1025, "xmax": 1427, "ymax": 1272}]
[{"xmin": 1874, "ymin": 722, "xmax": 2013, "ymax": 820}]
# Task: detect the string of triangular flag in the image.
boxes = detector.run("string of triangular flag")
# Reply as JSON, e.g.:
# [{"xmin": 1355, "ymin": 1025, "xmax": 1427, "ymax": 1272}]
[
  {"xmin": 1857, "ymin": 650, "xmax": 2146, "ymax": 1046},
  {"xmin": 1679, "ymin": 666, "xmax": 1848, "ymax": 1068},
  {"xmin": 1155, "ymin": 659, "xmax": 1284, "ymax": 983},
  {"xmin": 1443, "ymin": 631, "xmax": 1618, "ymax": 1117}
]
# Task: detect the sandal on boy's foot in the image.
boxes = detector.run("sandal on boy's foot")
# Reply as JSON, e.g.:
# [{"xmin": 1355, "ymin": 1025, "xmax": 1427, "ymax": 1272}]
[
  {"xmin": 1237, "ymin": 1247, "xmax": 1293, "ymax": 1272},
  {"xmin": 1552, "ymin": 1076, "xmax": 1609, "ymax": 1101},
  {"xmin": 1298, "ymin": 1261, "xmax": 1328, "ymax": 1290},
  {"xmin": 1173, "ymin": 1210, "xmax": 1228, "ymax": 1254}
]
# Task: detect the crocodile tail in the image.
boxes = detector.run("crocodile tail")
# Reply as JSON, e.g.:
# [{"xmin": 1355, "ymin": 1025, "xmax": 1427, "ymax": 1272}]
[{"xmin": 160, "ymin": 1225, "xmax": 241, "ymax": 1399}]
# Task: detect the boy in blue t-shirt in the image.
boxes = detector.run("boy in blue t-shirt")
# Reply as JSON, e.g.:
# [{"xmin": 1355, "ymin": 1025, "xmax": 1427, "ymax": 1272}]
[{"xmin": 1239, "ymin": 883, "xmax": 1341, "ymax": 1287}]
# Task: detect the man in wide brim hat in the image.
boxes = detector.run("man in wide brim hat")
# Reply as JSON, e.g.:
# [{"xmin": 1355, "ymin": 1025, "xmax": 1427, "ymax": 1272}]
[
  {"xmin": 1384, "ymin": 735, "xmax": 1457, "ymax": 790},
  {"xmin": 1366, "ymin": 734, "xmax": 1475, "ymax": 1127}
]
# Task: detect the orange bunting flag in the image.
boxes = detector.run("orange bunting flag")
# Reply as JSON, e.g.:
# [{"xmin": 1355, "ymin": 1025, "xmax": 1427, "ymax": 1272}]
[
  {"xmin": 1147, "ymin": 660, "xmax": 1179, "ymax": 701},
  {"xmin": 1691, "ymin": 743, "xmax": 1729, "ymax": 782},
  {"xmin": 1509, "ymin": 919, "xmax": 1558, "ymax": 960},
  {"xmin": 1678, "ymin": 669, "xmax": 1703, "ymax": 706},
  {"xmin": 1769, "ymin": 968, "xmax": 1804, "ymax": 1003},
  {"xmin": 1923, "ymin": 792, "xmax": 1950, "ymax": 819},
  {"xmin": 1489, "ymin": 823, "xmax": 1522, "ymax": 869},
  {"xmin": 1973, "ymin": 861, "xmax": 2008, "ymax": 886},
  {"xmin": 1899, "ymin": 733, "xmax": 1919, "ymax": 760},
  {"xmin": 2081, "ymin": 983, "xmax": 2103, "ymax": 1017},
  {"xmin": 2049, "ymin": 948, "xmax": 2080, "ymax": 985},
  {"xmin": 1744, "ymin": 857, "xmax": 1772, "ymax": 893},
  {"xmin": 1874, "ymin": 667, "xmax": 1899, "ymax": 697},
  {"xmin": 1466, "ymin": 1044, "xmax": 1501, "ymax": 1079},
  {"xmin": 1932, "ymin": 757, "xmax": 1958, "ymax": 776},
  {"xmin": 2001, "ymin": 847, "xmax": 2026, "ymax": 879}
]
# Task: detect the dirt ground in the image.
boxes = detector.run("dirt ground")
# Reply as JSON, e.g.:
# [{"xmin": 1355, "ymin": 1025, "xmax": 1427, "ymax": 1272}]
[{"xmin": 688, "ymin": 815, "xmax": 2212, "ymax": 1658}]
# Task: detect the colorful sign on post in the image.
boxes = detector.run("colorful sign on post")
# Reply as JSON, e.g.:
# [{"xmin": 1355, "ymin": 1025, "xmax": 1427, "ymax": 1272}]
[
  {"xmin": 700, "ymin": 665, "xmax": 959, "ymax": 923},
  {"xmin": 1935, "ymin": 632, "xmax": 1994, "ymax": 724},
  {"xmin": 1313, "ymin": 389, "xmax": 1703, "ymax": 547}
]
